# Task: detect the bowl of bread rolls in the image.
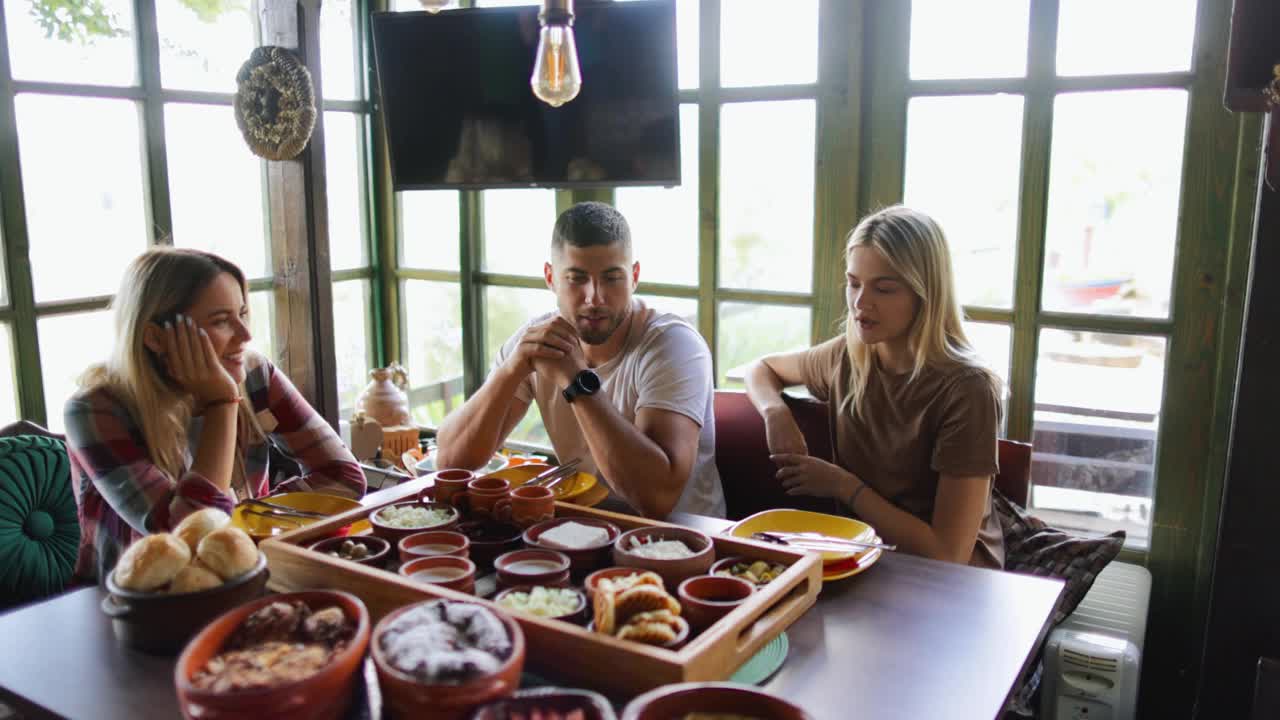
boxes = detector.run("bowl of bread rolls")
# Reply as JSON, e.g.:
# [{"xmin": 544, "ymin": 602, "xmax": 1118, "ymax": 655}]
[{"xmin": 101, "ymin": 508, "xmax": 269, "ymax": 654}]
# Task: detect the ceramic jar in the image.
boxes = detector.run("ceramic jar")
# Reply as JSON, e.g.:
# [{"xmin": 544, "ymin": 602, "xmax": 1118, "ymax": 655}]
[{"xmin": 356, "ymin": 364, "xmax": 411, "ymax": 427}]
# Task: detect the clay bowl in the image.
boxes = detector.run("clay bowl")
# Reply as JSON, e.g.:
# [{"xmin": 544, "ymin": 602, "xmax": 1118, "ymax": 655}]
[
  {"xmin": 369, "ymin": 501, "xmax": 460, "ymax": 545},
  {"xmin": 400, "ymin": 555, "xmax": 477, "ymax": 595},
  {"xmin": 398, "ymin": 530, "xmax": 471, "ymax": 564},
  {"xmin": 174, "ymin": 590, "xmax": 371, "ymax": 720},
  {"xmin": 372, "ymin": 599, "xmax": 526, "ymax": 720},
  {"xmin": 582, "ymin": 566, "xmax": 665, "ymax": 602},
  {"xmin": 611, "ymin": 527, "xmax": 716, "ymax": 591},
  {"xmin": 309, "ymin": 536, "xmax": 391, "ymax": 568},
  {"xmin": 709, "ymin": 555, "xmax": 788, "ymax": 590},
  {"xmin": 101, "ymin": 552, "xmax": 270, "ymax": 654},
  {"xmin": 468, "ymin": 687, "xmax": 616, "ymax": 720},
  {"xmin": 522, "ymin": 517, "xmax": 621, "ymax": 579},
  {"xmin": 493, "ymin": 584, "xmax": 588, "ymax": 625},
  {"xmin": 677, "ymin": 575, "xmax": 755, "ymax": 633},
  {"xmin": 621, "ymin": 682, "xmax": 814, "ymax": 720},
  {"xmin": 494, "ymin": 549, "xmax": 571, "ymax": 590},
  {"xmin": 456, "ymin": 520, "xmax": 525, "ymax": 572}
]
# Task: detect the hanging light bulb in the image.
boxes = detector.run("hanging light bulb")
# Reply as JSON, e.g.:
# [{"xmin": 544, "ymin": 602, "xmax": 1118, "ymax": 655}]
[
  {"xmin": 417, "ymin": 0, "xmax": 453, "ymax": 13},
  {"xmin": 530, "ymin": 0, "xmax": 581, "ymax": 108}
]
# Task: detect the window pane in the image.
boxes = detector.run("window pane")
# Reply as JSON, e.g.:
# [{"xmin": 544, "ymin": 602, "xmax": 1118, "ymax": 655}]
[
  {"xmin": 485, "ymin": 285, "xmax": 552, "ymax": 447},
  {"xmin": 0, "ymin": 324, "xmax": 17, "ymax": 426},
  {"xmin": 963, "ymin": 321, "xmax": 1011, "ymax": 387},
  {"xmin": 719, "ymin": 101, "xmax": 815, "ymax": 293},
  {"xmin": 325, "ymin": 112, "xmax": 367, "ymax": 272},
  {"xmin": 1042, "ymin": 90, "xmax": 1187, "ymax": 318},
  {"xmin": 17, "ymin": 95, "xmax": 147, "ymax": 302},
  {"xmin": 332, "ymin": 280, "xmax": 371, "ymax": 417},
  {"xmin": 4, "ymin": 0, "xmax": 137, "ymax": 86},
  {"xmin": 40, "ymin": 310, "xmax": 114, "ymax": 433},
  {"xmin": 1057, "ymin": 0, "xmax": 1195, "ymax": 77},
  {"xmin": 904, "ymin": 95, "xmax": 1023, "ymax": 309},
  {"xmin": 249, "ymin": 289, "xmax": 274, "ymax": 363},
  {"xmin": 166, "ymin": 103, "xmax": 269, "ymax": 278},
  {"xmin": 616, "ymin": 105, "xmax": 698, "ymax": 286},
  {"xmin": 637, "ymin": 294, "xmax": 697, "ymax": 328},
  {"xmin": 717, "ymin": 303, "xmax": 810, "ymax": 388},
  {"xmin": 157, "ymin": 0, "xmax": 256, "ymax": 93},
  {"xmin": 320, "ymin": 0, "xmax": 360, "ymax": 101},
  {"xmin": 909, "ymin": 0, "xmax": 1029, "ymax": 80},
  {"xmin": 721, "ymin": 0, "xmax": 817, "ymax": 88},
  {"xmin": 1031, "ymin": 328, "xmax": 1166, "ymax": 548},
  {"xmin": 400, "ymin": 190, "xmax": 461, "ymax": 271},
  {"xmin": 481, "ymin": 190, "xmax": 557, "ymax": 277},
  {"xmin": 403, "ymin": 280, "xmax": 464, "ymax": 428}
]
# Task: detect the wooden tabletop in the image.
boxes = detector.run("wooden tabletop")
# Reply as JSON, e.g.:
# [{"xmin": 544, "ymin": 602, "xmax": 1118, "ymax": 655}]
[{"xmin": 0, "ymin": 507, "xmax": 1062, "ymax": 720}]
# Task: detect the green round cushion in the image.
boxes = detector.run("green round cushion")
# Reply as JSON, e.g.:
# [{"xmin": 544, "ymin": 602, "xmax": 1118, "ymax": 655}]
[{"xmin": 0, "ymin": 435, "xmax": 80, "ymax": 608}]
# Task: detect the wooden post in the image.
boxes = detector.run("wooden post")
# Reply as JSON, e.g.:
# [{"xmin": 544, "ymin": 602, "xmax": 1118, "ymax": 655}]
[{"xmin": 257, "ymin": 0, "xmax": 340, "ymax": 429}]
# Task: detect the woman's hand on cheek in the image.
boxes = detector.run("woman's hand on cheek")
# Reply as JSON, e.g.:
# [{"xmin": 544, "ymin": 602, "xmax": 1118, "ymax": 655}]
[{"xmin": 770, "ymin": 453, "xmax": 859, "ymax": 502}]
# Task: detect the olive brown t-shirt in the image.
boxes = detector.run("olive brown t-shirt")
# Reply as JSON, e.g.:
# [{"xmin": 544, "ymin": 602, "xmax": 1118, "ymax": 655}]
[{"xmin": 797, "ymin": 336, "xmax": 1005, "ymax": 569}]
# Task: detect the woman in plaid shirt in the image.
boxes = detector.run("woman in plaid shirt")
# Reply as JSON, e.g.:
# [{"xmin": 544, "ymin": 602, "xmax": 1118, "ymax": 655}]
[{"xmin": 65, "ymin": 248, "xmax": 365, "ymax": 581}]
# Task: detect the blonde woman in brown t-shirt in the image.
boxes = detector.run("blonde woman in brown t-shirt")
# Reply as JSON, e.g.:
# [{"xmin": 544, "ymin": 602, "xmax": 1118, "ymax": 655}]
[{"xmin": 744, "ymin": 206, "xmax": 1005, "ymax": 568}]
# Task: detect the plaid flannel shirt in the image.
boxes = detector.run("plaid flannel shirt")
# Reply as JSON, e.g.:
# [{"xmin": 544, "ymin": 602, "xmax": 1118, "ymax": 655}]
[{"xmin": 65, "ymin": 351, "xmax": 365, "ymax": 580}]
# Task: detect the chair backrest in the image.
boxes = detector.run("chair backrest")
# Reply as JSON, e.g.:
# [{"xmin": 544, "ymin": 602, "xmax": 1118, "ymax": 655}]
[
  {"xmin": 712, "ymin": 390, "xmax": 1032, "ymax": 517},
  {"xmin": 0, "ymin": 420, "xmax": 65, "ymax": 441},
  {"xmin": 712, "ymin": 390, "xmax": 841, "ymax": 520},
  {"xmin": 0, "ymin": 433, "xmax": 80, "ymax": 609}
]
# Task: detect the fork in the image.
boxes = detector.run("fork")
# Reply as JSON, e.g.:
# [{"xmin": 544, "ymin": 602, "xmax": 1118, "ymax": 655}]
[
  {"xmin": 751, "ymin": 531, "xmax": 897, "ymax": 553},
  {"xmin": 238, "ymin": 498, "xmax": 331, "ymax": 520},
  {"xmin": 525, "ymin": 458, "xmax": 582, "ymax": 488}
]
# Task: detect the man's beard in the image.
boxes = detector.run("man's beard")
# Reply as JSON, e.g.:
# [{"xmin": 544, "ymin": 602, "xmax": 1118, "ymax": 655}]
[{"xmin": 577, "ymin": 310, "xmax": 625, "ymax": 345}]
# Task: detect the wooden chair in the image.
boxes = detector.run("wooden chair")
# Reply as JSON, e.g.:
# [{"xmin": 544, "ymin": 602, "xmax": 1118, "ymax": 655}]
[
  {"xmin": 0, "ymin": 420, "xmax": 65, "ymax": 441},
  {"xmin": 712, "ymin": 390, "xmax": 1034, "ymax": 520}
]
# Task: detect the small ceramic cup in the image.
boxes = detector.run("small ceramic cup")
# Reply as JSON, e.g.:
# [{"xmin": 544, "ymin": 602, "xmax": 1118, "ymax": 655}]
[
  {"xmin": 677, "ymin": 575, "xmax": 755, "ymax": 633},
  {"xmin": 494, "ymin": 549, "xmax": 572, "ymax": 590},
  {"xmin": 397, "ymin": 530, "xmax": 470, "ymax": 564},
  {"xmin": 425, "ymin": 468, "xmax": 475, "ymax": 508},
  {"xmin": 454, "ymin": 476, "xmax": 511, "ymax": 517},
  {"xmin": 494, "ymin": 484, "xmax": 556, "ymax": 529},
  {"xmin": 400, "ymin": 555, "xmax": 477, "ymax": 595}
]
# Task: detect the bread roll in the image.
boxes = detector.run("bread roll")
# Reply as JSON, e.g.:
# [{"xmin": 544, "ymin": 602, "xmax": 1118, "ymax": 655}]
[
  {"xmin": 113, "ymin": 533, "xmax": 191, "ymax": 591},
  {"xmin": 197, "ymin": 526, "xmax": 259, "ymax": 580},
  {"xmin": 168, "ymin": 562, "xmax": 224, "ymax": 594},
  {"xmin": 173, "ymin": 508, "xmax": 231, "ymax": 554}
]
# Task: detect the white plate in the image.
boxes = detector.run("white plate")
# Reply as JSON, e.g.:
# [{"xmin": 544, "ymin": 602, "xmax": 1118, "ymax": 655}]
[{"xmin": 414, "ymin": 451, "xmax": 509, "ymax": 476}]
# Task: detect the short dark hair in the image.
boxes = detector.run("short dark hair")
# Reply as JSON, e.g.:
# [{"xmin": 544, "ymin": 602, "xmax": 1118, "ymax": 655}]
[{"xmin": 551, "ymin": 201, "xmax": 632, "ymax": 257}]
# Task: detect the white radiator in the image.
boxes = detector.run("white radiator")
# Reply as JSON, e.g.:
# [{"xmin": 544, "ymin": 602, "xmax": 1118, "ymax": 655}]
[{"xmin": 1042, "ymin": 561, "xmax": 1152, "ymax": 720}]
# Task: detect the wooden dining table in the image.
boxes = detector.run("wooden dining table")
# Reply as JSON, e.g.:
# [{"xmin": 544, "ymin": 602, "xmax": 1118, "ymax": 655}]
[{"xmin": 0, "ymin": 485, "xmax": 1063, "ymax": 720}]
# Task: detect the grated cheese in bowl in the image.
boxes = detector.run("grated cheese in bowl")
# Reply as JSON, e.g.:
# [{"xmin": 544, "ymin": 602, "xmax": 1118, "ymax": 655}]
[
  {"xmin": 496, "ymin": 586, "xmax": 583, "ymax": 618},
  {"xmin": 628, "ymin": 537, "xmax": 696, "ymax": 560}
]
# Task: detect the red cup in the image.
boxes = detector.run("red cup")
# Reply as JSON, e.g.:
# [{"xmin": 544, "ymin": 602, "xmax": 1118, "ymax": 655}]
[
  {"xmin": 400, "ymin": 556, "xmax": 477, "ymax": 595},
  {"xmin": 426, "ymin": 468, "xmax": 476, "ymax": 508},
  {"xmin": 494, "ymin": 484, "xmax": 556, "ymax": 529},
  {"xmin": 398, "ymin": 530, "xmax": 470, "ymax": 564},
  {"xmin": 454, "ymin": 476, "xmax": 511, "ymax": 517}
]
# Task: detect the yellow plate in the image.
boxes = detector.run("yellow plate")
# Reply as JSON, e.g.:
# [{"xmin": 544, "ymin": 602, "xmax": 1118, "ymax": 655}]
[
  {"xmin": 232, "ymin": 492, "xmax": 370, "ymax": 543},
  {"xmin": 821, "ymin": 537, "xmax": 883, "ymax": 581},
  {"xmin": 481, "ymin": 464, "xmax": 600, "ymax": 502},
  {"xmin": 728, "ymin": 508, "xmax": 877, "ymax": 564}
]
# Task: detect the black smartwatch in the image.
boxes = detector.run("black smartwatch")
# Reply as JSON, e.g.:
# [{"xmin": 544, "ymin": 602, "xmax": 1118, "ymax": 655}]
[{"xmin": 562, "ymin": 369, "xmax": 602, "ymax": 403}]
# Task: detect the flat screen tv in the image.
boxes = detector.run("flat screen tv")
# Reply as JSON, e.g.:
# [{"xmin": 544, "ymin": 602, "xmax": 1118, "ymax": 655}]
[{"xmin": 371, "ymin": 0, "xmax": 679, "ymax": 191}]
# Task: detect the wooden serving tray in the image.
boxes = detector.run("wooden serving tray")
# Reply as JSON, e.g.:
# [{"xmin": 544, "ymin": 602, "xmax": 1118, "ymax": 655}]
[{"xmin": 259, "ymin": 484, "xmax": 823, "ymax": 698}]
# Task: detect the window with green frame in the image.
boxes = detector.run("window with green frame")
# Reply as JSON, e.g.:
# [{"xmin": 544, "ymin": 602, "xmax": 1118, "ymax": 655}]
[{"xmin": 0, "ymin": 0, "xmax": 376, "ymax": 431}]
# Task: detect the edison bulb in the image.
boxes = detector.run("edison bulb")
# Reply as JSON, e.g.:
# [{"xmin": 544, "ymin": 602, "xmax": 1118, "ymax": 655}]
[
  {"xmin": 530, "ymin": 24, "xmax": 581, "ymax": 107},
  {"xmin": 418, "ymin": 0, "xmax": 452, "ymax": 13}
]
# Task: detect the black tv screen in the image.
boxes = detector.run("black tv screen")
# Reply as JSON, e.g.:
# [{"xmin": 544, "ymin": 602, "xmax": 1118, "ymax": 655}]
[{"xmin": 371, "ymin": 0, "xmax": 679, "ymax": 191}]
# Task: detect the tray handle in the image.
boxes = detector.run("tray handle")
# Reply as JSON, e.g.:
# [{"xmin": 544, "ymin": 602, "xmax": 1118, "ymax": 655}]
[{"xmin": 734, "ymin": 576, "xmax": 812, "ymax": 654}]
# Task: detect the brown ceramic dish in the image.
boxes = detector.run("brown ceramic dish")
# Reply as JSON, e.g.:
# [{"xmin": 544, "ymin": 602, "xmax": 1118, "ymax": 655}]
[
  {"xmin": 493, "ymin": 584, "xmax": 588, "ymax": 625},
  {"xmin": 677, "ymin": 574, "xmax": 755, "ymax": 632},
  {"xmin": 582, "ymin": 566, "xmax": 663, "ymax": 601},
  {"xmin": 456, "ymin": 520, "xmax": 525, "ymax": 572},
  {"xmin": 398, "ymin": 530, "xmax": 471, "ymax": 563},
  {"xmin": 101, "ymin": 551, "xmax": 270, "ymax": 654},
  {"xmin": 400, "ymin": 555, "xmax": 477, "ymax": 595},
  {"xmin": 709, "ymin": 555, "xmax": 788, "ymax": 589},
  {"xmin": 308, "ymin": 535, "xmax": 391, "ymax": 568},
  {"xmin": 611, "ymin": 527, "xmax": 716, "ymax": 590},
  {"xmin": 621, "ymin": 682, "xmax": 814, "ymax": 720},
  {"xmin": 522, "ymin": 517, "xmax": 621, "ymax": 579},
  {"xmin": 469, "ymin": 687, "xmax": 617, "ymax": 720},
  {"xmin": 494, "ymin": 548, "xmax": 572, "ymax": 589},
  {"xmin": 173, "ymin": 590, "xmax": 371, "ymax": 720},
  {"xmin": 372, "ymin": 599, "xmax": 526, "ymax": 720},
  {"xmin": 369, "ymin": 501, "xmax": 460, "ymax": 544}
]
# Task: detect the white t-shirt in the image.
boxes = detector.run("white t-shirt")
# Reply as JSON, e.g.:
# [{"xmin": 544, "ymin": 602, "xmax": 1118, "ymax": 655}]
[{"xmin": 491, "ymin": 299, "xmax": 726, "ymax": 518}]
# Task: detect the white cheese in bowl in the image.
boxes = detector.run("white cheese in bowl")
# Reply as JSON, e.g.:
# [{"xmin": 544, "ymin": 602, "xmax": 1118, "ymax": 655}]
[
  {"xmin": 539, "ymin": 522, "xmax": 610, "ymax": 550},
  {"xmin": 628, "ymin": 538, "xmax": 695, "ymax": 560}
]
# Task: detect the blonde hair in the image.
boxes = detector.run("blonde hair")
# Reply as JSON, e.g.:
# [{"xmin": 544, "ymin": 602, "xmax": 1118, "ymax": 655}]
[
  {"xmin": 840, "ymin": 206, "xmax": 997, "ymax": 419},
  {"xmin": 80, "ymin": 248, "xmax": 264, "ymax": 485}
]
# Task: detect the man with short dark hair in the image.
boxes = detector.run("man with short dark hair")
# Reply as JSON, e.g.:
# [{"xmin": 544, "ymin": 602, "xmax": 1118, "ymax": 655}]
[{"xmin": 436, "ymin": 201, "xmax": 725, "ymax": 519}]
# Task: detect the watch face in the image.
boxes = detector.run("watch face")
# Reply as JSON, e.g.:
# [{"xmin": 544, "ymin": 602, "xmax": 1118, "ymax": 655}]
[{"xmin": 578, "ymin": 370, "xmax": 602, "ymax": 393}]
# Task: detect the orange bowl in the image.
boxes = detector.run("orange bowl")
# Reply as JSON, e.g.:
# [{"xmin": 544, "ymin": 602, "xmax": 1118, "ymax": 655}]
[
  {"xmin": 622, "ymin": 682, "xmax": 813, "ymax": 720},
  {"xmin": 174, "ymin": 590, "xmax": 371, "ymax": 720}
]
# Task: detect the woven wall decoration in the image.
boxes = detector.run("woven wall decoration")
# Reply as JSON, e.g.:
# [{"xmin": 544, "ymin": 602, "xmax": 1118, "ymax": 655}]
[{"xmin": 234, "ymin": 46, "xmax": 317, "ymax": 161}]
